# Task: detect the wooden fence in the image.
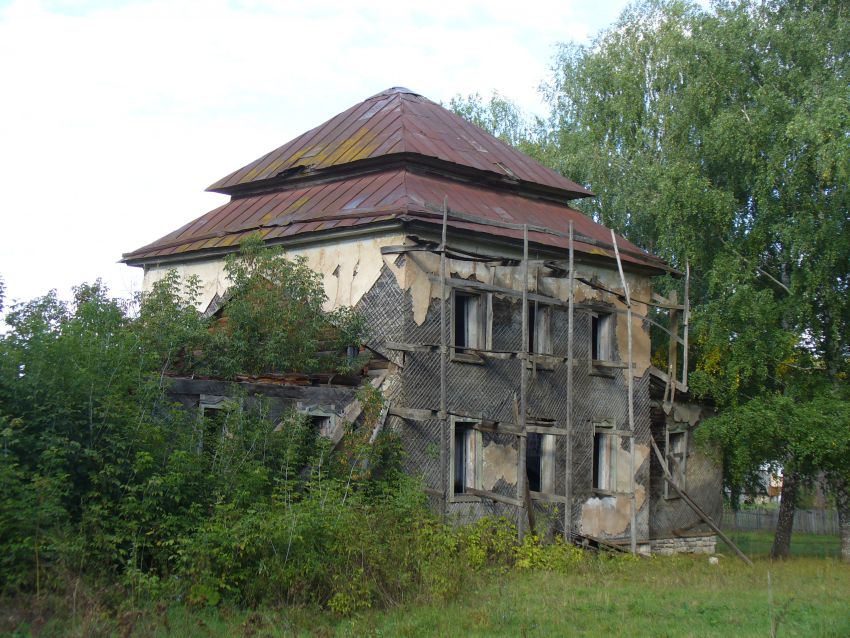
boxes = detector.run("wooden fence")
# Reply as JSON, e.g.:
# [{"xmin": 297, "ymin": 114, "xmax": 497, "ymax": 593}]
[{"xmin": 721, "ymin": 508, "xmax": 839, "ymax": 535}]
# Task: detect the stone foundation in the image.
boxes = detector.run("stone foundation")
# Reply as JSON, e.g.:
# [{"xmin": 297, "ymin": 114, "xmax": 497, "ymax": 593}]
[{"xmin": 650, "ymin": 535, "xmax": 716, "ymax": 555}]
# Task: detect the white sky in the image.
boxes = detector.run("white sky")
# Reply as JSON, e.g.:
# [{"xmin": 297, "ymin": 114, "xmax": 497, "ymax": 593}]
[{"xmin": 0, "ymin": 0, "xmax": 649, "ymax": 310}]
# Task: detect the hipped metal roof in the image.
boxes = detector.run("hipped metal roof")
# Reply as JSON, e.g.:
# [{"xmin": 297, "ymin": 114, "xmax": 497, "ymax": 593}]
[
  {"xmin": 207, "ymin": 87, "xmax": 592, "ymax": 200},
  {"xmin": 124, "ymin": 87, "xmax": 668, "ymax": 273}
]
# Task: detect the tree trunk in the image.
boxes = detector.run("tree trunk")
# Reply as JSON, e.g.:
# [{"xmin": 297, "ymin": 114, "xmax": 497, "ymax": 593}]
[
  {"xmin": 771, "ymin": 469, "xmax": 798, "ymax": 559},
  {"xmin": 831, "ymin": 475, "xmax": 850, "ymax": 563}
]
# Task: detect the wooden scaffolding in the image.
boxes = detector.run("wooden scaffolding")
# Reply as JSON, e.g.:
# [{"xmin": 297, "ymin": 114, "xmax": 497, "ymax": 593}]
[{"xmin": 383, "ymin": 199, "xmax": 694, "ymax": 553}]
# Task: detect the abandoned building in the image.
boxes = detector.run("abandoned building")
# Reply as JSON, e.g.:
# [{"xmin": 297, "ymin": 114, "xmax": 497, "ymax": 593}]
[{"xmin": 123, "ymin": 87, "xmax": 723, "ymax": 555}]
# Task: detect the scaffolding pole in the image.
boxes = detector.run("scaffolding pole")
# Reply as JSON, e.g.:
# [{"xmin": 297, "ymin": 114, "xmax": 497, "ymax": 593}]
[
  {"xmin": 564, "ymin": 221, "xmax": 575, "ymax": 541},
  {"xmin": 439, "ymin": 198, "xmax": 449, "ymax": 514},
  {"xmin": 611, "ymin": 230, "xmax": 637, "ymax": 555},
  {"xmin": 682, "ymin": 261, "xmax": 690, "ymax": 389},
  {"xmin": 517, "ymin": 224, "xmax": 529, "ymax": 541}
]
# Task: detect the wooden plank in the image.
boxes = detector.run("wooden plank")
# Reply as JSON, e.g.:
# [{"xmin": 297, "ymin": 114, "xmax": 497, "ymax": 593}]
[
  {"xmin": 530, "ymin": 491, "xmax": 569, "ymax": 504},
  {"xmin": 611, "ymin": 229, "xmax": 637, "ymax": 556},
  {"xmin": 439, "ymin": 198, "xmax": 449, "ymax": 514},
  {"xmin": 651, "ymin": 292, "xmax": 686, "ymax": 310},
  {"xmin": 526, "ymin": 425, "xmax": 569, "ymax": 436},
  {"xmin": 565, "ymin": 221, "xmax": 575, "ymax": 540},
  {"xmin": 384, "ymin": 340, "xmax": 636, "ymax": 371},
  {"xmin": 389, "ymin": 406, "xmax": 437, "ymax": 420},
  {"xmin": 576, "ymin": 303, "xmax": 685, "ymax": 345},
  {"xmin": 650, "ymin": 438, "xmax": 753, "ymax": 566},
  {"xmin": 427, "ymin": 274, "xmax": 569, "ymax": 308},
  {"xmin": 384, "ymin": 341, "xmax": 438, "ymax": 353},
  {"xmin": 577, "ymin": 533, "xmax": 632, "ymax": 554},
  {"xmin": 518, "ymin": 224, "xmax": 530, "ymax": 541},
  {"xmin": 367, "ymin": 400, "xmax": 390, "ymax": 445},
  {"xmin": 381, "ymin": 241, "xmax": 513, "ymax": 264},
  {"xmin": 465, "ymin": 487, "xmax": 523, "ymax": 508},
  {"xmin": 667, "ymin": 290, "xmax": 680, "ymax": 407},
  {"xmin": 419, "ymin": 202, "xmax": 669, "ymax": 268},
  {"xmin": 591, "ymin": 359, "xmax": 632, "ymax": 369},
  {"xmin": 387, "ymin": 406, "xmax": 569, "ymax": 437},
  {"xmin": 648, "ymin": 366, "xmax": 689, "ymax": 393}
]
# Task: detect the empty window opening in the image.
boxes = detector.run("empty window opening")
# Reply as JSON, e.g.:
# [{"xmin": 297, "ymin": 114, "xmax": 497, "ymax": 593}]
[
  {"xmin": 199, "ymin": 395, "xmax": 232, "ymax": 458},
  {"xmin": 294, "ymin": 406, "xmax": 336, "ymax": 438},
  {"xmin": 591, "ymin": 313, "xmax": 612, "ymax": 361},
  {"xmin": 526, "ymin": 432, "xmax": 555, "ymax": 493},
  {"xmin": 592, "ymin": 423, "xmax": 618, "ymax": 493},
  {"xmin": 453, "ymin": 421, "xmax": 480, "ymax": 495},
  {"xmin": 527, "ymin": 303, "xmax": 552, "ymax": 355},
  {"xmin": 665, "ymin": 429, "xmax": 688, "ymax": 498},
  {"xmin": 453, "ymin": 291, "xmax": 486, "ymax": 353},
  {"xmin": 201, "ymin": 406, "xmax": 226, "ymax": 458}
]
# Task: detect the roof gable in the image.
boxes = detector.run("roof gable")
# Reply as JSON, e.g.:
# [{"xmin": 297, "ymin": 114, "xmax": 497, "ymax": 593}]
[{"xmin": 207, "ymin": 87, "xmax": 592, "ymax": 200}]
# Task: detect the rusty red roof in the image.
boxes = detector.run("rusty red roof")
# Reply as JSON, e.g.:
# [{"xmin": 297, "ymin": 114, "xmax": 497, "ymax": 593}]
[
  {"xmin": 207, "ymin": 87, "xmax": 592, "ymax": 201},
  {"xmin": 123, "ymin": 168, "xmax": 668, "ymax": 272},
  {"xmin": 125, "ymin": 87, "xmax": 669, "ymax": 273}
]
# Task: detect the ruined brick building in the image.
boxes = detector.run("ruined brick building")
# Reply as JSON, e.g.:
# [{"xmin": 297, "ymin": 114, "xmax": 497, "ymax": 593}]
[{"xmin": 123, "ymin": 87, "xmax": 722, "ymax": 554}]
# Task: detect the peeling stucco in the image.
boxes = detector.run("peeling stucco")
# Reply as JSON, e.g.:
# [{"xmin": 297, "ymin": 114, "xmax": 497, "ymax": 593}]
[
  {"xmin": 141, "ymin": 233, "xmax": 406, "ymax": 312},
  {"xmin": 481, "ymin": 440, "xmax": 519, "ymax": 488},
  {"xmin": 672, "ymin": 401, "xmax": 704, "ymax": 427},
  {"xmin": 580, "ymin": 443, "xmax": 650, "ymax": 537}
]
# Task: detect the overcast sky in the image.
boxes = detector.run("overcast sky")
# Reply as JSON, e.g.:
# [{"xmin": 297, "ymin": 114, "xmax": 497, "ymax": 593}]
[{"xmin": 1, "ymin": 0, "xmax": 658, "ymax": 310}]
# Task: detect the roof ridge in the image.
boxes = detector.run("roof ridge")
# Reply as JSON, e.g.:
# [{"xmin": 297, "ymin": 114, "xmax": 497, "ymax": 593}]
[{"xmin": 205, "ymin": 88, "xmax": 593, "ymax": 200}]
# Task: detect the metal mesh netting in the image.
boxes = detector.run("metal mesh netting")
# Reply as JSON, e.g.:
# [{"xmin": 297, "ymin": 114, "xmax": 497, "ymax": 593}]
[{"xmin": 360, "ymin": 263, "xmax": 713, "ymax": 541}]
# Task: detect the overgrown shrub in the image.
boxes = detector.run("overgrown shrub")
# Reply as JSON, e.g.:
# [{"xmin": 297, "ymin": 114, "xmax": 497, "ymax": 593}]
[
  {"xmin": 0, "ymin": 245, "xmax": 596, "ymax": 617},
  {"xmin": 178, "ymin": 476, "xmax": 450, "ymax": 613},
  {"xmin": 201, "ymin": 236, "xmax": 368, "ymax": 378}
]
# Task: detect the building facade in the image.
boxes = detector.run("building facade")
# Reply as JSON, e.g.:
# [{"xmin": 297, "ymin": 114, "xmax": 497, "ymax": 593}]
[{"xmin": 124, "ymin": 87, "xmax": 721, "ymax": 553}]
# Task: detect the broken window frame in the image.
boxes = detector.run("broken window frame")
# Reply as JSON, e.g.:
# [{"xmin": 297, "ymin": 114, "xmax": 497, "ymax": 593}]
[
  {"xmin": 589, "ymin": 310, "xmax": 615, "ymax": 376},
  {"xmin": 451, "ymin": 417, "xmax": 482, "ymax": 501},
  {"xmin": 592, "ymin": 419, "xmax": 619, "ymax": 495},
  {"xmin": 451, "ymin": 289, "xmax": 491, "ymax": 363},
  {"xmin": 526, "ymin": 431, "xmax": 556, "ymax": 494},
  {"xmin": 664, "ymin": 426, "xmax": 688, "ymax": 499},
  {"xmin": 527, "ymin": 301, "xmax": 553, "ymax": 357}
]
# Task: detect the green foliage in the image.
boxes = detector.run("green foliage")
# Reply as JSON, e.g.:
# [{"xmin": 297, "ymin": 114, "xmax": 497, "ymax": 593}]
[
  {"xmin": 453, "ymin": 0, "xmax": 850, "ymax": 515},
  {"xmin": 540, "ymin": 0, "xmax": 850, "ymax": 402},
  {"xmin": 3, "ymin": 258, "xmax": 571, "ymax": 615},
  {"xmin": 448, "ymin": 93, "xmax": 550, "ymax": 162},
  {"xmin": 179, "ymin": 476, "xmax": 439, "ymax": 612},
  {"xmin": 134, "ymin": 269, "xmax": 207, "ymax": 376},
  {"xmin": 202, "ymin": 235, "xmax": 367, "ymax": 378},
  {"xmin": 514, "ymin": 534, "xmax": 588, "ymax": 571},
  {"xmin": 697, "ymin": 387, "xmax": 850, "ymax": 498},
  {"xmin": 0, "ymin": 246, "xmax": 374, "ymax": 603}
]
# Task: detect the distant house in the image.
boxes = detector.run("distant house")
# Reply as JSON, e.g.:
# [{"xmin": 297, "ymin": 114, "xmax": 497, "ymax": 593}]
[{"xmin": 124, "ymin": 87, "xmax": 721, "ymax": 554}]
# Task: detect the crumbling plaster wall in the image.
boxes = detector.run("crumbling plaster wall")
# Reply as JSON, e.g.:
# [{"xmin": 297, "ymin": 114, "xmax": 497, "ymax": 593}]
[
  {"xmin": 140, "ymin": 232, "xmax": 408, "ymax": 313},
  {"xmin": 386, "ymin": 237, "xmax": 655, "ymax": 539},
  {"xmin": 142, "ymin": 232, "xmax": 659, "ymax": 540}
]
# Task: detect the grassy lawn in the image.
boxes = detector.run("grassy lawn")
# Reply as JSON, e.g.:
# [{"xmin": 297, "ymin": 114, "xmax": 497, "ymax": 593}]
[
  {"xmin": 717, "ymin": 530, "xmax": 841, "ymax": 558},
  {"xmin": 329, "ymin": 556, "xmax": 850, "ymax": 637},
  {"xmin": 15, "ymin": 552, "xmax": 849, "ymax": 637}
]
